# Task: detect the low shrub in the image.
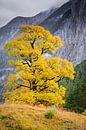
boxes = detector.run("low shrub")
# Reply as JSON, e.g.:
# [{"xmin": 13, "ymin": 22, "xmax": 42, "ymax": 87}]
[
  {"xmin": 82, "ymin": 109, "xmax": 86, "ymax": 115},
  {"xmin": 44, "ymin": 106, "xmax": 57, "ymax": 119}
]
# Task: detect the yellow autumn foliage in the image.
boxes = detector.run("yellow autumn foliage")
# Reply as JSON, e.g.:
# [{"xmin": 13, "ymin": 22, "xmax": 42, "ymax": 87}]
[{"xmin": 3, "ymin": 25, "xmax": 75, "ymax": 106}]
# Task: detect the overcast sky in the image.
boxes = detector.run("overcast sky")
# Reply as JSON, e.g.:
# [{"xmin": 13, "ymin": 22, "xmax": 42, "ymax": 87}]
[{"xmin": 0, "ymin": 0, "xmax": 68, "ymax": 28}]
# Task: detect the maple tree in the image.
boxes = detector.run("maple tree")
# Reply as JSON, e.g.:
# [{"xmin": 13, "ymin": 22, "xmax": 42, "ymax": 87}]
[{"xmin": 4, "ymin": 25, "xmax": 75, "ymax": 106}]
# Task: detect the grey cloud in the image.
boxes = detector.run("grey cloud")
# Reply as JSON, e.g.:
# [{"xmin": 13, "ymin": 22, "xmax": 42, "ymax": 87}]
[{"xmin": 0, "ymin": 0, "xmax": 69, "ymax": 27}]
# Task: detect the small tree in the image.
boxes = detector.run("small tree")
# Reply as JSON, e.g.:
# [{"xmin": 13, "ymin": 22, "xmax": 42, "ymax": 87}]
[{"xmin": 4, "ymin": 25, "xmax": 75, "ymax": 106}]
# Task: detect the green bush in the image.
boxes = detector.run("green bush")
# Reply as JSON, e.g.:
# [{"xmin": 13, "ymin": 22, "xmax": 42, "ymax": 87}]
[{"xmin": 44, "ymin": 106, "xmax": 57, "ymax": 119}]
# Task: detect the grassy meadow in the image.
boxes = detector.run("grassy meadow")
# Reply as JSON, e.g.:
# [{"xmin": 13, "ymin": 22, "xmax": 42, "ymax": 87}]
[{"xmin": 0, "ymin": 103, "xmax": 86, "ymax": 130}]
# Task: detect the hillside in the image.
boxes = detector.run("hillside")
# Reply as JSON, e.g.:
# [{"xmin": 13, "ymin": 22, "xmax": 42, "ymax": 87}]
[{"xmin": 0, "ymin": 104, "xmax": 86, "ymax": 130}]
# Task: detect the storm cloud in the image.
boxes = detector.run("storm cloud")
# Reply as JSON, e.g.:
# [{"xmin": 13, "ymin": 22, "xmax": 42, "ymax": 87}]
[{"xmin": 0, "ymin": 0, "xmax": 68, "ymax": 27}]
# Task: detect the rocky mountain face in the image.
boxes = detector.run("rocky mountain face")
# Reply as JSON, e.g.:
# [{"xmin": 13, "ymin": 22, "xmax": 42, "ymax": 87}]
[
  {"xmin": 0, "ymin": 0, "xmax": 86, "ymax": 88},
  {"xmin": 40, "ymin": 0, "xmax": 86, "ymax": 65},
  {"xmin": 55, "ymin": 0, "xmax": 86, "ymax": 65}
]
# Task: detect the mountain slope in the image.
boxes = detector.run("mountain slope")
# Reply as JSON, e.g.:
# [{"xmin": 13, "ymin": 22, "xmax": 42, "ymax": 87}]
[
  {"xmin": 0, "ymin": 0, "xmax": 86, "ymax": 86},
  {"xmin": 54, "ymin": 0, "xmax": 86, "ymax": 65},
  {"xmin": 40, "ymin": 0, "xmax": 86, "ymax": 65}
]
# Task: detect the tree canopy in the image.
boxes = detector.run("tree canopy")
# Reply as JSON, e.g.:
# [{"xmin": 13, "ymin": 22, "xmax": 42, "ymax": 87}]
[{"xmin": 4, "ymin": 25, "xmax": 75, "ymax": 106}]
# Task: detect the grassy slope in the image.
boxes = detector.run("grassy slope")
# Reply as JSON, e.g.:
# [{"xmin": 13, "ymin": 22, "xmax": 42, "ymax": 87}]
[{"xmin": 0, "ymin": 104, "xmax": 86, "ymax": 130}]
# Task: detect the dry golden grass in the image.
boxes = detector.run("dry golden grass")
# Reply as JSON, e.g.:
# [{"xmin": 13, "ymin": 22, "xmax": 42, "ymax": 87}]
[
  {"xmin": 0, "ymin": 103, "xmax": 86, "ymax": 130},
  {"xmin": 57, "ymin": 110, "xmax": 86, "ymax": 130}
]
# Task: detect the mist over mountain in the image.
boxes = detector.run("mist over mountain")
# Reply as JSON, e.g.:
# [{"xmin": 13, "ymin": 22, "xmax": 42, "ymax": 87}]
[
  {"xmin": 0, "ymin": 0, "xmax": 69, "ymax": 27},
  {"xmin": 0, "ymin": 0, "xmax": 86, "ymax": 88}
]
